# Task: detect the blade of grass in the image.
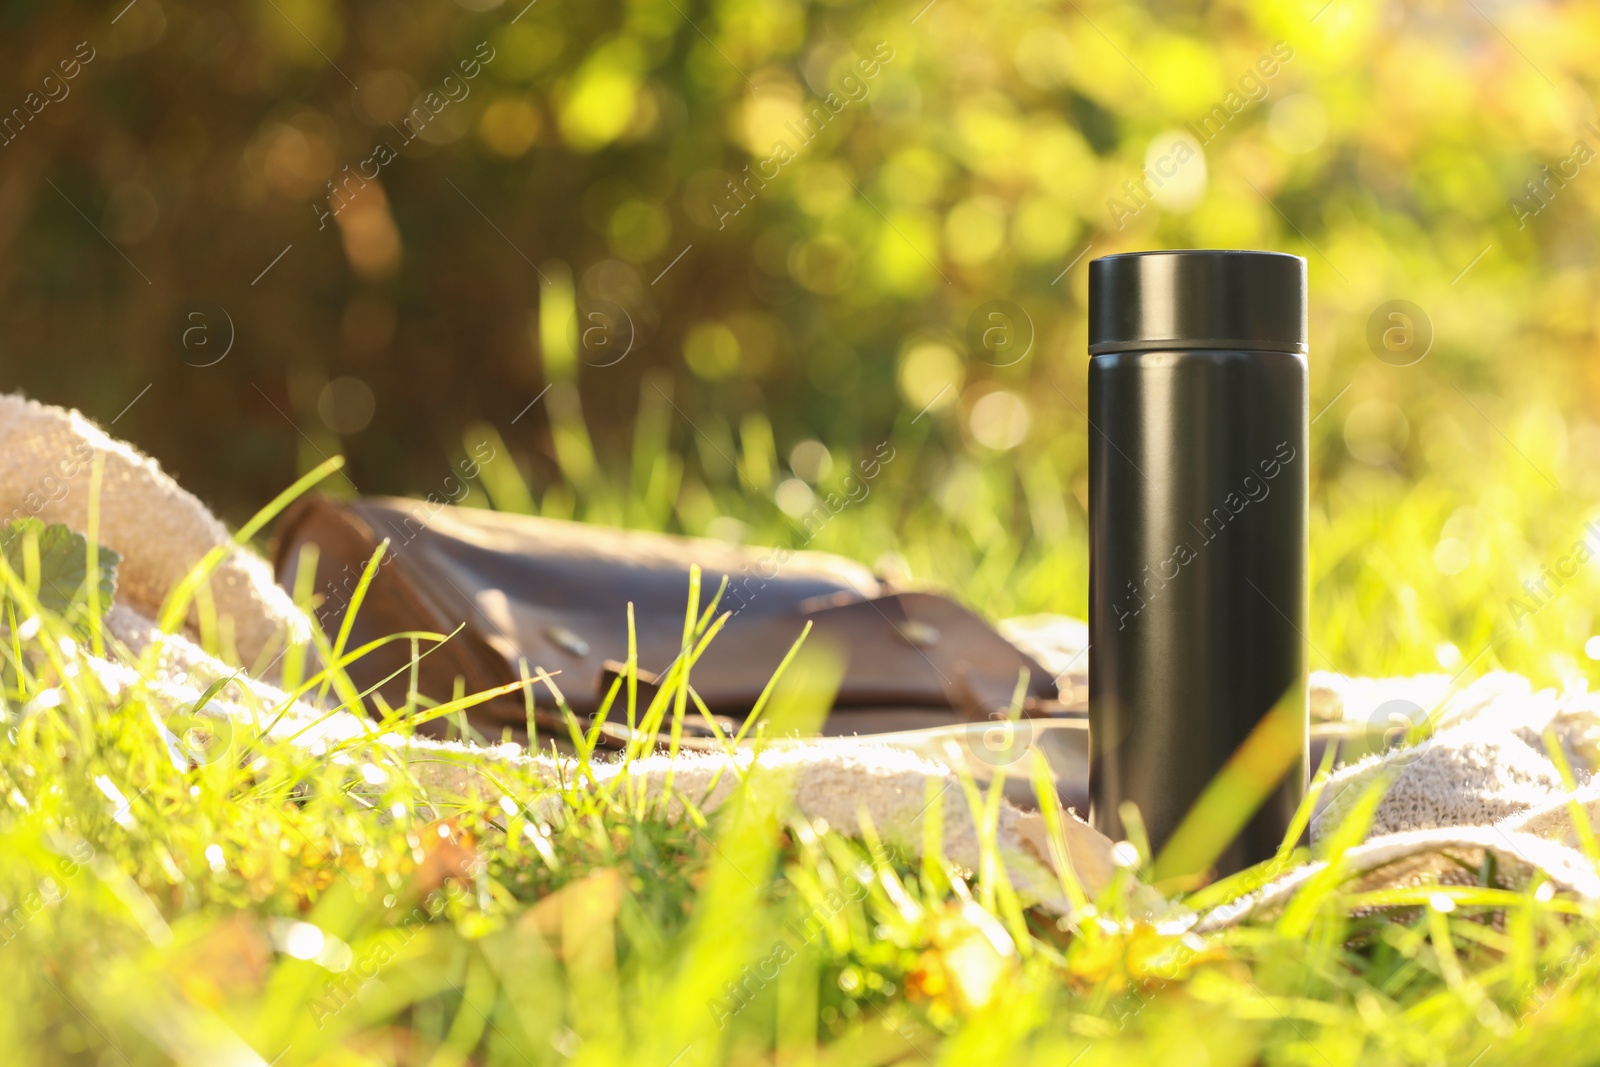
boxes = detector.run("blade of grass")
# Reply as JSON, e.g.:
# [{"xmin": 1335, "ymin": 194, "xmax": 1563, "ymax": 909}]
[
  {"xmin": 85, "ymin": 452, "xmax": 106, "ymax": 658},
  {"xmin": 316, "ymin": 538, "xmax": 390, "ymax": 707},
  {"xmin": 153, "ymin": 456, "xmax": 345, "ymax": 642}
]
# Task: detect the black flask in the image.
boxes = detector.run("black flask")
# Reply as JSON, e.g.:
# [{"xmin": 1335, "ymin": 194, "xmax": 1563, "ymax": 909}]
[{"xmin": 1087, "ymin": 250, "xmax": 1308, "ymax": 880}]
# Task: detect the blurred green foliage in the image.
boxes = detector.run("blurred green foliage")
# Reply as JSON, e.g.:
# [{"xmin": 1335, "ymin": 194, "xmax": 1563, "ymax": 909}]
[{"xmin": 6, "ymin": 0, "xmax": 1600, "ymax": 680}]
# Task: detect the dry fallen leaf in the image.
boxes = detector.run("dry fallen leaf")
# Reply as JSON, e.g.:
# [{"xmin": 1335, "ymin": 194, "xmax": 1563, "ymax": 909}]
[
  {"xmin": 517, "ymin": 867, "xmax": 624, "ymax": 958},
  {"xmin": 170, "ymin": 914, "xmax": 272, "ymax": 1009},
  {"xmin": 408, "ymin": 817, "xmax": 480, "ymax": 898}
]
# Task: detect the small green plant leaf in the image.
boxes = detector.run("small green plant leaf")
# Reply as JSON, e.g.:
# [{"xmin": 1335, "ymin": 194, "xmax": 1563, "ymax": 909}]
[{"xmin": 1, "ymin": 518, "xmax": 120, "ymax": 630}]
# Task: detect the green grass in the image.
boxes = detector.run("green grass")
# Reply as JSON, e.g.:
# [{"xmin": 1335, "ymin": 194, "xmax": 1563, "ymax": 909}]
[
  {"xmin": 7, "ymin": 367, "xmax": 1600, "ymax": 1065},
  {"xmin": 463, "ymin": 342, "xmax": 1600, "ymax": 693},
  {"xmin": 3, "ymin": 461, "xmax": 1600, "ymax": 1067}
]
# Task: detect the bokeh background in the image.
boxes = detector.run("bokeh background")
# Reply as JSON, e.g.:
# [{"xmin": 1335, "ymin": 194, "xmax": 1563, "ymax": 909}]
[{"xmin": 4, "ymin": 0, "xmax": 1600, "ymax": 682}]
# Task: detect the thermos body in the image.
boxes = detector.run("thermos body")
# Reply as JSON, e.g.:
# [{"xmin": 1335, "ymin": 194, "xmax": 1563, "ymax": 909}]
[{"xmin": 1087, "ymin": 250, "xmax": 1309, "ymax": 878}]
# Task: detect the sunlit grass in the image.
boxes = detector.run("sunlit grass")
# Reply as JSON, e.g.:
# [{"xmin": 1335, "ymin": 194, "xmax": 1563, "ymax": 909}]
[
  {"xmin": 3, "ymin": 455, "xmax": 1600, "ymax": 1066},
  {"xmin": 463, "ymin": 359, "xmax": 1600, "ymax": 692}
]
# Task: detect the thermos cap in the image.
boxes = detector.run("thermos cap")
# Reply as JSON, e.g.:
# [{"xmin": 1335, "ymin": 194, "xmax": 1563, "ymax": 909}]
[{"xmin": 1087, "ymin": 250, "xmax": 1308, "ymax": 355}]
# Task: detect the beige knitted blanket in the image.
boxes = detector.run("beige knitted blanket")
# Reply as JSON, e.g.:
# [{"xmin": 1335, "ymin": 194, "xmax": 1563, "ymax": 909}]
[{"xmin": 8, "ymin": 392, "xmax": 1600, "ymax": 925}]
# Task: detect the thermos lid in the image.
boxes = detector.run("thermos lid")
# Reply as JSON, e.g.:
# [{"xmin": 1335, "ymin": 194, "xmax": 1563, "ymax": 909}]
[{"xmin": 1087, "ymin": 250, "xmax": 1308, "ymax": 355}]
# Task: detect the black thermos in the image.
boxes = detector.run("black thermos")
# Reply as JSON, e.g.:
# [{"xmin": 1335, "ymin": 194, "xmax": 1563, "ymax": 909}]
[{"xmin": 1087, "ymin": 250, "xmax": 1308, "ymax": 880}]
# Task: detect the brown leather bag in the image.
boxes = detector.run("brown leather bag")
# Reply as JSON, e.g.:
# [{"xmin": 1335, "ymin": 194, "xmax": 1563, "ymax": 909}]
[{"xmin": 272, "ymin": 495, "xmax": 1061, "ymax": 747}]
